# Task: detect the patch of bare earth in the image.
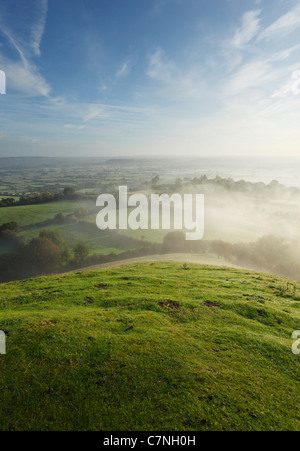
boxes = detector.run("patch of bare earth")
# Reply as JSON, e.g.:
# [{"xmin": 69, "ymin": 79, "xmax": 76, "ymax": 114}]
[
  {"xmin": 203, "ymin": 301, "xmax": 222, "ymax": 308},
  {"xmin": 158, "ymin": 300, "xmax": 181, "ymax": 310}
]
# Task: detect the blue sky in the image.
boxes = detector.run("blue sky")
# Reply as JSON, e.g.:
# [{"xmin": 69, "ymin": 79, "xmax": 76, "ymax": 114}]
[{"xmin": 0, "ymin": 0, "xmax": 300, "ymax": 157}]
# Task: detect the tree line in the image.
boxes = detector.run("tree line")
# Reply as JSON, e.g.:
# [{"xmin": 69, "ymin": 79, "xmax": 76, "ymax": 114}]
[
  {"xmin": 0, "ymin": 187, "xmax": 77, "ymax": 208},
  {"xmin": 0, "ymin": 228, "xmax": 299, "ymax": 283},
  {"xmin": 0, "ymin": 229, "xmax": 91, "ymax": 282}
]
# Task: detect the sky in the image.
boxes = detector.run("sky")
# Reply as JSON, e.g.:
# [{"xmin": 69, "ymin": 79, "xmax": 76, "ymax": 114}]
[{"xmin": 0, "ymin": 0, "xmax": 300, "ymax": 157}]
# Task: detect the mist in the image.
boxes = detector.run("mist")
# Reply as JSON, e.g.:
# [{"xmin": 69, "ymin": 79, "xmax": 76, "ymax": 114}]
[{"xmin": 1, "ymin": 157, "xmax": 300, "ymax": 282}]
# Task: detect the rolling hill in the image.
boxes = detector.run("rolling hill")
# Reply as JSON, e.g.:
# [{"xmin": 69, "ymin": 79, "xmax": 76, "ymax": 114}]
[{"xmin": 0, "ymin": 262, "xmax": 299, "ymax": 431}]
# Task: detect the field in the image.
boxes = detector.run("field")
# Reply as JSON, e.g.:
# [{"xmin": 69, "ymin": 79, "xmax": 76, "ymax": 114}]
[
  {"xmin": 0, "ymin": 262, "xmax": 299, "ymax": 431},
  {"xmin": 77, "ymin": 253, "xmax": 241, "ymax": 271},
  {"xmin": 1, "ymin": 157, "xmax": 300, "ymax": 282},
  {"xmin": 20, "ymin": 223, "xmax": 140, "ymax": 255},
  {"xmin": 0, "ymin": 200, "xmax": 138, "ymax": 256},
  {"xmin": 0, "ymin": 201, "xmax": 79, "ymax": 226}
]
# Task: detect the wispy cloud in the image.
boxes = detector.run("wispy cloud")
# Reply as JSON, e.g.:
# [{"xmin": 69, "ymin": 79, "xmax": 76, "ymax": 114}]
[
  {"xmin": 115, "ymin": 59, "xmax": 133, "ymax": 79},
  {"xmin": 231, "ymin": 9, "xmax": 261, "ymax": 48},
  {"xmin": 223, "ymin": 5, "xmax": 300, "ymax": 101},
  {"xmin": 49, "ymin": 100, "xmax": 155, "ymax": 133},
  {"xmin": 30, "ymin": 0, "xmax": 48, "ymax": 57},
  {"xmin": 224, "ymin": 56, "xmax": 300, "ymax": 98},
  {"xmin": 146, "ymin": 47, "xmax": 176, "ymax": 83},
  {"xmin": 64, "ymin": 124, "xmax": 85, "ymax": 131},
  {"xmin": 225, "ymin": 60, "xmax": 273, "ymax": 96},
  {"xmin": 82, "ymin": 105, "xmax": 107, "ymax": 122},
  {"xmin": 153, "ymin": 0, "xmax": 183, "ymax": 15},
  {"xmin": 146, "ymin": 47, "xmax": 207, "ymax": 101},
  {"xmin": 271, "ymin": 74, "xmax": 300, "ymax": 99},
  {"xmin": 0, "ymin": 55, "xmax": 50, "ymax": 97},
  {"xmin": 258, "ymin": 3, "xmax": 300, "ymax": 41},
  {"xmin": 2, "ymin": 0, "xmax": 300, "ymax": 157},
  {"xmin": 0, "ymin": 0, "xmax": 49, "ymax": 96}
]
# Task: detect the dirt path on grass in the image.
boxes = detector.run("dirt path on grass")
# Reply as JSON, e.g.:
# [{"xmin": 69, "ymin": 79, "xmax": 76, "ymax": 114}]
[{"xmin": 77, "ymin": 254, "xmax": 244, "ymax": 272}]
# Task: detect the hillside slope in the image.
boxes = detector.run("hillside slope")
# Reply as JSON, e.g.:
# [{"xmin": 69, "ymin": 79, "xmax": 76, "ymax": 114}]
[
  {"xmin": 0, "ymin": 263, "xmax": 299, "ymax": 431},
  {"xmin": 77, "ymin": 253, "xmax": 242, "ymax": 272}
]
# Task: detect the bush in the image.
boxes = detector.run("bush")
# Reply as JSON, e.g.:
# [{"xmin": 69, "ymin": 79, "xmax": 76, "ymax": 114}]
[{"xmin": 74, "ymin": 242, "xmax": 90, "ymax": 264}]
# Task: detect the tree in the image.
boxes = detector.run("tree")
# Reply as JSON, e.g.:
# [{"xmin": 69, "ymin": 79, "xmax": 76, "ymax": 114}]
[
  {"xmin": 74, "ymin": 207, "xmax": 89, "ymax": 219},
  {"xmin": 0, "ymin": 221, "xmax": 19, "ymax": 233},
  {"xmin": 163, "ymin": 232, "xmax": 186, "ymax": 253},
  {"xmin": 39, "ymin": 230, "xmax": 65, "ymax": 247},
  {"xmin": 28, "ymin": 237, "xmax": 62, "ymax": 272},
  {"xmin": 151, "ymin": 175, "xmax": 160, "ymax": 186},
  {"xmin": 175, "ymin": 178, "xmax": 183, "ymax": 188},
  {"xmin": 39, "ymin": 230, "xmax": 72, "ymax": 265},
  {"xmin": 0, "ymin": 230, "xmax": 22, "ymax": 250},
  {"xmin": 211, "ymin": 240, "xmax": 233, "ymax": 260},
  {"xmin": 74, "ymin": 242, "xmax": 90, "ymax": 264},
  {"xmin": 0, "ymin": 223, "xmax": 19, "ymax": 243},
  {"xmin": 63, "ymin": 187, "xmax": 76, "ymax": 198},
  {"xmin": 0, "ymin": 198, "xmax": 15, "ymax": 207},
  {"xmin": 54, "ymin": 213, "xmax": 66, "ymax": 224}
]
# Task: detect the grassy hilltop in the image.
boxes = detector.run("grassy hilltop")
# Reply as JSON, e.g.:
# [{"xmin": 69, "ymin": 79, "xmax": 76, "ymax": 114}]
[{"xmin": 0, "ymin": 262, "xmax": 300, "ymax": 431}]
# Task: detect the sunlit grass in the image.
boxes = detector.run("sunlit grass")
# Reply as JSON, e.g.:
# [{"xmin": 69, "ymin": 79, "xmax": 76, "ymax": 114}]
[{"xmin": 0, "ymin": 263, "xmax": 300, "ymax": 431}]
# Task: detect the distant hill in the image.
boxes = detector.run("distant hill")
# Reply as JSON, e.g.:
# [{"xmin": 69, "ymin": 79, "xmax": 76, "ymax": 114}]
[
  {"xmin": 0, "ymin": 157, "xmax": 163, "ymax": 169},
  {"xmin": 0, "ymin": 262, "xmax": 299, "ymax": 431},
  {"xmin": 0, "ymin": 157, "xmax": 58, "ymax": 168},
  {"xmin": 0, "ymin": 157, "xmax": 108, "ymax": 169},
  {"xmin": 103, "ymin": 158, "xmax": 163, "ymax": 167}
]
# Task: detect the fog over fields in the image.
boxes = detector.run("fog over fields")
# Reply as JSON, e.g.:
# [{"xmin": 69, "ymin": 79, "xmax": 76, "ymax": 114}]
[{"xmin": 0, "ymin": 157, "xmax": 299, "ymax": 282}]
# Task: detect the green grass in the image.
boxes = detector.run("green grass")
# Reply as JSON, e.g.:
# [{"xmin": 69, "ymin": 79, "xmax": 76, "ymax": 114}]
[
  {"xmin": 20, "ymin": 223, "xmax": 139, "ymax": 255},
  {"xmin": 0, "ymin": 201, "xmax": 143, "ymax": 255},
  {"xmin": 0, "ymin": 196, "xmax": 20, "ymax": 200},
  {"xmin": 85, "ymin": 209, "xmax": 174, "ymax": 244},
  {"xmin": 0, "ymin": 201, "xmax": 79, "ymax": 227},
  {"xmin": 0, "ymin": 263, "xmax": 300, "ymax": 431},
  {"xmin": 117, "ymin": 226, "xmax": 167, "ymax": 243}
]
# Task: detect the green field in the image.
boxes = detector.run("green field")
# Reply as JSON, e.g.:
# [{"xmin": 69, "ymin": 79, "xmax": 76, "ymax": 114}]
[
  {"xmin": 0, "ymin": 201, "xmax": 147, "ymax": 257},
  {"xmin": 0, "ymin": 263, "xmax": 299, "ymax": 431},
  {"xmin": 0, "ymin": 201, "xmax": 81, "ymax": 227},
  {"xmin": 20, "ymin": 223, "xmax": 139, "ymax": 255},
  {"xmin": 0, "ymin": 196, "xmax": 20, "ymax": 200}
]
